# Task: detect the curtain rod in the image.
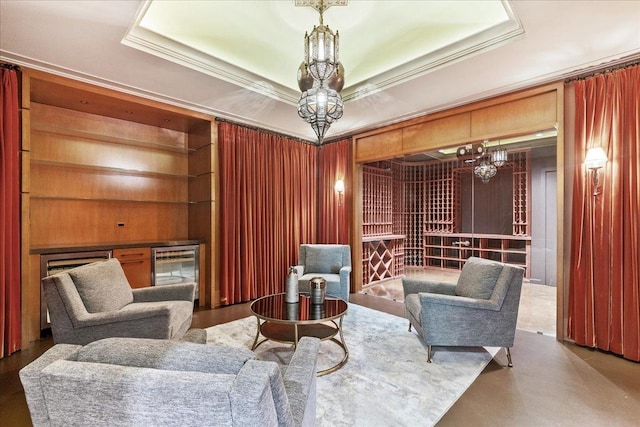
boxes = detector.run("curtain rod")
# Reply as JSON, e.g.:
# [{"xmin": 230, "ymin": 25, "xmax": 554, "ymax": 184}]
[
  {"xmin": 564, "ymin": 57, "xmax": 639, "ymax": 83},
  {"xmin": 215, "ymin": 117, "xmax": 351, "ymax": 146},
  {"xmin": 0, "ymin": 62, "xmax": 21, "ymax": 71}
]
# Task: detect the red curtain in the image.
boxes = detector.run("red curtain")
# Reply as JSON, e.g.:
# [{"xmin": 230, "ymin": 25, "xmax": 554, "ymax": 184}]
[
  {"xmin": 317, "ymin": 138, "xmax": 351, "ymax": 244},
  {"xmin": 218, "ymin": 122, "xmax": 318, "ymax": 305},
  {"xmin": 568, "ymin": 65, "xmax": 640, "ymax": 362},
  {"xmin": 1, "ymin": 67, "xmax": 22, "ymax": 358}
]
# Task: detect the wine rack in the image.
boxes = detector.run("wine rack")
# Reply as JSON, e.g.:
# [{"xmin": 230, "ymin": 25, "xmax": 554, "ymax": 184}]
[{"xmin": 362, "ymin": 150, "xmax": 531, "ymax": 281}]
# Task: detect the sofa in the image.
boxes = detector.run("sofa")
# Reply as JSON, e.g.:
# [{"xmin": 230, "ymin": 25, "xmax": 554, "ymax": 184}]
[
  {"xmin": 42, "ymin": 258, "xmax": 195, "ymax": 345},
  {"xmin": 20, "ymin": 336, "xmax": 320, "ymax": 427}
]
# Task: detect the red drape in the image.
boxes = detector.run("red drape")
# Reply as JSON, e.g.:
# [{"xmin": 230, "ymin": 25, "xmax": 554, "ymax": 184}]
[
  {"xmin": 1, "ymin": 67, "xmax": 22, "ymax": 358},
  {"xmin": 317, "ymin": 139, "xmax": 351, "ymax": 244},
  {"xmin": 568, "ymin": 65, "xmax": 640, "ymax": 362},
  {"xmin": 218, "ymin": 122, "xmax": 318, "ymax": 305}
]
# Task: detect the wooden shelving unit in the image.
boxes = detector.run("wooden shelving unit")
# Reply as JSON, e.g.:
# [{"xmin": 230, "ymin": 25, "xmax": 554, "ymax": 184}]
[
  {"xmin": 361, "ymin": 235, "xmax": 405, "ymax": 285},
  {"xmin": 361, "ymin": 164, "xmax": 405, "ymax": 286},
  {"xmin": 512, "ymin": 151, "xmax": 530, "ymax": 235},
  {"xmin": 424, "ymin": 233, "xmax": 531, "ymax": 277},
  {"xmin": 424, "ymin": 160, "xmax": 460, "ymax": 233},
  {"xmin": 362, "ymin": 164, "xmax": 393, "ymax": 236}
]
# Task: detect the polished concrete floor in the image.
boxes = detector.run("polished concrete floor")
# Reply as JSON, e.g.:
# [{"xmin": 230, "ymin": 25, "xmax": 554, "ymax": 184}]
[{"xmin": 2, "ymin": 288, "xmax": 639, "ymax": 426}]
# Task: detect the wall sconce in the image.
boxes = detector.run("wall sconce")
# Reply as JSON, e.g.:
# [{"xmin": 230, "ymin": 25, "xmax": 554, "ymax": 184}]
[
  {"xmin": 334, "ymin": 179, "xmax": 345, "ymax": 206},
  {"xmin": 585, "ymin": 146, "xmax": 607, "ymax": 196}
]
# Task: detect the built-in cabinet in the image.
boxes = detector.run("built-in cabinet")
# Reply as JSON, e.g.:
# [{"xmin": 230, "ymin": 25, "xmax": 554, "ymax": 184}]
[
  {"xmin": 20, "ymin": 70, "xmax": 218, "ymax": 346},
  {"xmin": 114, "ymin": 247, "xmax": 151, "ymax": 288}
]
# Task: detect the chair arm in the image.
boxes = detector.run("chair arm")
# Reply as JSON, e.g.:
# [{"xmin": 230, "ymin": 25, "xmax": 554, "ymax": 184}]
[
  {"xmin": 339, "ymin": 266, "xmax": 352, "ymax": 279},
  {"xmin": 19, "ymin": 344, "xmax": 82, "ymax": 427},
  {"xmin": 284, "ymin": 337, "xmax": 320, "ymax": 427},
  {"xmin": 132, "ymin": 283, "xmax": 195, "ymax": 303},
  {"xmin": 71, "ymin": 304, "xmax": 174, "ymax": 328},
  {"xmin": 402, "ymin": 278, "xmax": 456, "ymax": 297},
  {"xmin": 419, "ymin": 292, "xmax": 501, "ymax": 311}
]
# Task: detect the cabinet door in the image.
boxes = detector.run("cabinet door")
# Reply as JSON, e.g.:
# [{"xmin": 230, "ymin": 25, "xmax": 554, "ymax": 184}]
[{"xmin": 114, "ymin": 247, "xmax": 151, "ymax": 288}]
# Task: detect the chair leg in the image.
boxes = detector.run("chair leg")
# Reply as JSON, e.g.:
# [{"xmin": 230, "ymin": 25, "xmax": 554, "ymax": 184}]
[
  {"xmin": 408, "ymin": 322, "xmax": 412, "ymax": 332},
  {"xmin": 505, "ymin": 347, "xmax": 513, "ymax": 367},
  {"xmin": 427, "ymin": 345, "xmax": 432, "ymax": 363}
]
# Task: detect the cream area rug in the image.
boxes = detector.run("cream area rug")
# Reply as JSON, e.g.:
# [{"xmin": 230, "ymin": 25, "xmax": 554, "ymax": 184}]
[{"xmin": 206, "ymin": 304, "xmax": 499, "ymax": 427}]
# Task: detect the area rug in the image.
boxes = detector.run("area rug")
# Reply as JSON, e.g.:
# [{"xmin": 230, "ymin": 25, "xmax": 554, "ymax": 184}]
[{"xmin": 206, "ymin": 304, "xmax": 499, "ymax": 426}]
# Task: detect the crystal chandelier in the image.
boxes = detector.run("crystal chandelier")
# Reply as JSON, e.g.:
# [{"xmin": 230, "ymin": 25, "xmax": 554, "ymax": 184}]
[
  {"xmin": 474, "ymin": 160, "xmax": 498, "ymax": 184},
  {"xmin": 296, "ymin": 0, "xmax": 346, "ymax": 143}
]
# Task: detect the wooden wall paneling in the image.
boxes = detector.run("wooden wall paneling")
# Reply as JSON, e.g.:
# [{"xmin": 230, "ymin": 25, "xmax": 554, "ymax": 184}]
[
  {"xmin": 21, "ymin": 151, "xmax": 30, "ymax": 194},
  {"xmin": 27, "ymin": 71, "xmax": 212, "ymax": 132},
  {"xmin": 351, "ymin": 161, "xmax": 364, "ymax": 293},
  {"xmin": 189, "ymin": 201, "xmax": 214, "ymax": 307},
  {"xmin": 189, "ymin": 173, "xmax": 215, "ymax": 203},
  {"xmin": 30, "ymin": 199, "xmax": 188, "ymax": 246},
  {"xmin": 30, "ymin": 163, "xmax": 188, "ymax": 202},
  {"xmin": 198, "ymin": 243, "xmax": 206, "ymax": 304},
  {"xmin": 402, "ymin": 113, "xmax": 471, "ymax": 154},
  {"xmin": 30, "ymin": 103, "xmax": 189, "ymax": 150},
  {"xmin": 188, "ymin": 120, "xmax": 216, "ymax": 307},
  {"xmin": 30, "ymin": 131, "xmax": 189, "ymax": 176},
  {"xmin": 470, "ymin": 90, "xmax": 558, "ymax": 140},
  {"xmin": 22, "ymin": 254, "xmax": 41, "ymax": 347},
  {"xmin": 189, "ymin": 144, "xmax": 213, "ymax": 176},
  {"xmin": 354, "ymin": 129, "xmax": 403, "ymax": 162},
  {"xmin": 21, "ymin": 105, "xmax": 31, "ymax": 151}
]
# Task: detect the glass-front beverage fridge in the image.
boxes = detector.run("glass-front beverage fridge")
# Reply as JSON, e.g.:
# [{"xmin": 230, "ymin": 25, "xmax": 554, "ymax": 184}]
[{"xmin": 152, "ymin": 245, "xmax": 199, "ymax": 300}]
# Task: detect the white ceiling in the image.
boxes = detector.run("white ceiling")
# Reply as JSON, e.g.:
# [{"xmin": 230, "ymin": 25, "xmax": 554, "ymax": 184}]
[{"xmin": 1, "ymin": 1, "xmax": 639, "ymax": 143}]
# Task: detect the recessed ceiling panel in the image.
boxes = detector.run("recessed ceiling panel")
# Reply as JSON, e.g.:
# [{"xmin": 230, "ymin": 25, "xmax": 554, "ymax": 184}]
[{"xmin": 123, "ymin": 0, "xmax": 523, "ymax": 104}]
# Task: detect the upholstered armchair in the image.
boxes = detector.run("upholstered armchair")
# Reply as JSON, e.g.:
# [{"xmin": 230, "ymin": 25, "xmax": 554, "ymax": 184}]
[
  {"xmin": 20, "ymin": 336, "xmax": 320, "ymax": 427},
  {"xmin": 402, "ymin": 257, "xmax": 525, "ymax": 366},
  {"xmin": 295, "ymin": 244, "xmax": 352, "ymax": 301},
  {"xmin": 42, "ymin": 258, "xmax": 195, "ymax": 345}
]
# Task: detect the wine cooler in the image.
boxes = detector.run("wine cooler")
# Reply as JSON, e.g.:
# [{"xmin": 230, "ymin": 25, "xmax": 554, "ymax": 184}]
[{"xmin": 152, "ymin": 245, "xmax": 199, "ymax": 299}]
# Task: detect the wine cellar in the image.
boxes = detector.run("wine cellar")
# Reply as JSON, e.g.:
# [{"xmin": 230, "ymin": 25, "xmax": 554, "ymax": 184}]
[{"xmin": 361, "ymin": 151, "xmax": 531, "ymax": 286}]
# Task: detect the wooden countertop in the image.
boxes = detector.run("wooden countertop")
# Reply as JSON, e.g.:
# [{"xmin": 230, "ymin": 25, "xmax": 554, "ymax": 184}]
[{"xmin": 30, "ymin": 240, "xmax": 203, "ymax": 255}]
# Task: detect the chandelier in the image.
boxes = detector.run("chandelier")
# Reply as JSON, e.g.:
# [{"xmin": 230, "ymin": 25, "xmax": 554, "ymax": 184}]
[
  {"xmin": 456, "ymin": 140, "xmax": 507, "ymax": 183},
  {"xmin": 296, "ymin": 0, "xmax": 346, "ymax": 143},
  {"xmin": 474, "ymin": 160, "xmax": 498, "ymax": 184},
  {"xmin": 491, "ymin": 140, "xmax": 507, "ymax": 167}
]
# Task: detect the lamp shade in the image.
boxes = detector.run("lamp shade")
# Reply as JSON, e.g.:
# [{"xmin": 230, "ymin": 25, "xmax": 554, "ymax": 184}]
[
  {"xmin": 334, "ymin": 179, "xmax": 345, "ymax": 193},
  {"xmin": 585, "ymin": 147, "xmax": 607, "ymax": 169}
]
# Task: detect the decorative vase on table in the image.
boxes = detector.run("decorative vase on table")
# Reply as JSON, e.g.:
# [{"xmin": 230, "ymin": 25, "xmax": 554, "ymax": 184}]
[
  {"xmin": 309, "ymin": 277, "xmax": 326, "ymax": 305},
  {"xmin": 285, "ymin": 266, "xmax": 299, "ymax": 303}
]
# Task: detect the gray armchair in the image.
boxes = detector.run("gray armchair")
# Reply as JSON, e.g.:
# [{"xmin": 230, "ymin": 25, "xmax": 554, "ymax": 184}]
[
  {"xmin": 42, "ymin": 258, "xmax": 195, "ymax": 345},
  {"xmin": 19, "ymin": 336, "xmax": 320, "ymax": 427},
  {"xmin": 295, "ymin": 244, "xmax": 352, "ymax": 301},
  {"xmin": 402, "ymin": 257, "xmax": 525, "ymax": 366}
]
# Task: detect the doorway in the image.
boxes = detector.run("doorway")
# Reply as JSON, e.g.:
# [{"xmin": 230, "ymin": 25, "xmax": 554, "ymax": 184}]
[{"xmin": 359, "ymin": 135, "xmax": 557, "ymax": 336}]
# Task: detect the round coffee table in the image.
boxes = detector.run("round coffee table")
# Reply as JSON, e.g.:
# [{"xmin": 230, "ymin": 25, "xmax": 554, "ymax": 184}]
[{"xmin": 250, "ymin": 292, "xmax": 349, "ymax": 376}]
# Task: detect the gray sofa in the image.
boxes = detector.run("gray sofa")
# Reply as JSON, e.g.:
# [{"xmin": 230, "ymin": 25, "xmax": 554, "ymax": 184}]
[
  {"xmin": 43, "ymin": 258, "xmax": 195, "ymax": 345},
  {"xmin": 295, "ymin": 244, "xmax": 352, "ymax": 301},
  {"xmin": 20, "ymin": 336, "xmax": 320, "ymax": 427},
  {"xmin": 403, "ymin": 257, "xmax": 525, "ymax": 366}
]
